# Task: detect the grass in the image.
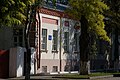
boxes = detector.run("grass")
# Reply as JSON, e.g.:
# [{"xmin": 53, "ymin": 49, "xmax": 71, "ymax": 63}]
[
  {"xmin": 53, "ymin": 74, "xmax": 89, "ymax": 79},
  {"xmin": 89, "ymin": 72, "xmax": 112, "ymax": 77},
  {"xmin": 53, "ymin": 72, "xmax": 120, "ymax": 79}
]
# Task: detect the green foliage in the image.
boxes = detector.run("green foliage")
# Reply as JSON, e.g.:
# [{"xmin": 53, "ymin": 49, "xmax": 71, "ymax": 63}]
[
  {"xmin": 66, "ymin": 0, "xmax": 110, "ymax": 42},
  {"xmin": 0, "ymin": 0, "xmax": 34, "ymax": 26},
  {"xmin": 104, "ymin": 0, "xmax": 120, "ymax": 30},
  {"xmin": 90, "ymin": 41, "xmax": 97, "ymax": 59},
  {"xmin": 0, "ymin": 0, "xmax": 57, "ymax": 26}
]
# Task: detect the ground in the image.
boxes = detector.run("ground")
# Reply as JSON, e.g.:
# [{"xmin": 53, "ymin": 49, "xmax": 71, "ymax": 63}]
[
  {"xmin": 92, "ymin": 77, "xmax": 120, "ymax": 80},
  {"xmin": 6, "ymin": 75, "xmax": 120, "ymax": 80}
]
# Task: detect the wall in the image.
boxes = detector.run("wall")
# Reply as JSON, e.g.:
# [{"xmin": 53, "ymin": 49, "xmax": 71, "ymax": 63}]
[
  {"xmin": 0, "ymin": 50, "xmax": 9, "ymax": 78},
  {"xmin": 9, "ymin": 47, "xmax": 24, "ymax": 77},
  {"xmin": 31, "ymin": 47, "xmax": 35, "ymax": 74},
  {"xmin": 60, "ymin": 18, "xmax": 80, "ymax": 72},
  {"xmin": 0, "ymin": 26, "xmax": 13, "ymax": 50},
  {"xmin": 9, "ymin": 47, "xmax": 35, "ymax": 77},
  {"xmin": 36, "ymin": 12, "xmax": 81, "ymax": 73},
  {"xmin": 36, "ymin": 13, "xmax": 60, "ymax": 73},
  {"xmin": 9, "ymin": 48, "xmax": 17, "ymax": 77}
]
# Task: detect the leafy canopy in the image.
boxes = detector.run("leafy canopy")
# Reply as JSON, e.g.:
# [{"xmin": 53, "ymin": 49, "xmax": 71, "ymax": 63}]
[
  {"xmin": 67, "ymin": 0, "xmax": 110, "ymax": 42},
  {"xmin": 0, "ymin": 0, "xmax": 58, "ymax": 26},
  {"xmin": 104, "ymin": 0, "xmax": 120, "ymax": 30},
  {"xmin": 0, "ymin": 0, "xmax": 36, "ymax": 26}
]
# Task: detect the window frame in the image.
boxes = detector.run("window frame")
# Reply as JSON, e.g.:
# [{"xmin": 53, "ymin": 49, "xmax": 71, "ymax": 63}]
[
  {"xmin": 64, "ymin": 32, "xmax": 69, "ymax": 53},
  {"xmin": 73, "ymin": 31, "xmax": 80, "ymax": 54},
  {"xmin": 52, "ymin": 66, "xmax": 58, "ymax": 72},
  {"xmin": 41, "ymin": 28, "xmax": 47, "ymax": 51},
  {"xmin": 52, "ymin": 30, "xmax": 58, "ymax": 52},
  {"xmin": 13, "ymin": 28, "xmax": 23, "ymax": 47},
  {"xmin": 74, "ymin": 32, "xmax": 78, "ymax": 52},
  {"xmin": 42, "ymin": 66, "xmax": 47, "ymax": 73}
]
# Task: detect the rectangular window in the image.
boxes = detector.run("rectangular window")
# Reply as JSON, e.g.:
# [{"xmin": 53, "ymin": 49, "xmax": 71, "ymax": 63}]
[
  {"xmin": 42, "ymin": 29, "xmax": 47, "ymax": 50},
  {"xmin": 52, "ymin": 30, "xmax": 58, "ymax": 51},
  {"xmin": 74, "ymin": 33, "xmax": 78, "ymax": 52},
  {"xmin": 13, "ymin": 28, "xmax": 23, "ymax": 47},
  {"xmin": 52, "ymin": 66, "xmax": 58, "ymax": 72},
  {"xmin": 42, "ymin": 66, "xmax": 47, "ymax": 73},
  {"xmin": 14, "ymin": 37, "xmax": 18, "ymax": 42},
  {"xmin": 64, "ymin": 32, "xmax": 69, "ymax": 52},
  {"xmin": 64, "ymin": 21, "xmax": 69, "ymax": 27}
]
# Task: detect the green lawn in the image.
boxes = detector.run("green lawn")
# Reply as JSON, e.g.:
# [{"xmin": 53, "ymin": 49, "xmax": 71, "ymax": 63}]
[
  {"xmin": 53, "ymin": 72, "xmax": 120, "ymax": 79},
  {"xmin": 89, "ymin": 72, "xmax": 112, "ymax": 77},
  {"xmin": 53, "ymin": 74, "xmax": 89, "ymax": 79}
]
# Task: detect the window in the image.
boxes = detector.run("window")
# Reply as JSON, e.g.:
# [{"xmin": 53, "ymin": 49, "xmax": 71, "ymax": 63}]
[
  {"xmin": 13, "ymin": 28, "xmax": 23, "ymax": 47},
  {"xmin": 74, "ymin": 32, "xmax": 78, "ymax": 52},
  {"xmin": 64, "ymin": 32, "xmax": 69, "ymax": 52},
  {"xmin": 52, "ymin": 30, "xmax": 58, "ymax": 51},
  {"xmin": 64, "ymin": 21, "xmax": 69, "ymax": 27},
  {"xmin": 52, "ymin": 66, "xmax": 58, "ymax": 72},
  {"xmin": 57, "ymin": 0, "xmax": 68, "ymax": 5},
  {"xmin": 42, "ymin": 29, "xmax": 47, "ymax": 50},
  {"xmin": 42, "ymin": 66, "xmax": 47, "ymax": 73}
]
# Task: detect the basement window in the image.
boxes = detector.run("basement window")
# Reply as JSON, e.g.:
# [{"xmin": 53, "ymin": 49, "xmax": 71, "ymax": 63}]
[
  {"xmin": 42, "ymin": 66, "xmax": 47, "ymax": 73},
  {"xmin": 52, "ymin": 66, "xmax": 58, "ymax": 72}
]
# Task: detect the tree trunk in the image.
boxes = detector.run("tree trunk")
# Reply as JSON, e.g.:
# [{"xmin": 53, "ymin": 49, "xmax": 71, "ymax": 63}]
[
  {"xmin": 114, "ymin": 27, "xmax": 119, "ymax": 72},
  {"xmin": 24, "ymin": 5, "xmax": 31, "ymax": 80},
  {"xmin": 79, "ymin": 16, "xmax": 90, "ymax": 75},
  {"xmin": 80, "ymin": 61, "xmax": 90, "ymax": 75}
]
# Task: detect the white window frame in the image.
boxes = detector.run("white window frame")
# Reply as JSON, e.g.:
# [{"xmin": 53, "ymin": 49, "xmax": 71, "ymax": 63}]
[{"xmin": 42, "ymin": 29, "xmax": 47, "ymax": 50}]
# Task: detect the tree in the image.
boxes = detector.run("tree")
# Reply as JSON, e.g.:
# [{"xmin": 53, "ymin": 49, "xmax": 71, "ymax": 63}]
[
  {"xmin": 0, "ymin": 0, "xmax": 34, "ymax": 26},
  {"xmin": 0, "ymin": 0, "xmax": 36, "ymax": 79},
  {"xmin": 104, "ymin": 0, "xmax": 120, "ymax": 71},
  {"xmin": 66, "ymin": 0, "xmax": 110, "ymax": 75},
  {"xmin": 0, "ymin": 0, "xmax": 57, "ymax": 79}
]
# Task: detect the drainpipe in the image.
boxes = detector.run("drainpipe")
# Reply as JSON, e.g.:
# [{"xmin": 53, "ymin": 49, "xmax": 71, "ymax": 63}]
[
  {"xmin": 37, "ymin": 8, "xmax": 41, "ymax": 69},
  {"xmin": 69, "ymin": 20, "xmax": 71, "ymax": 73},
  {"xmin": 59, "ymin": 17, "xmax": 62, "ymax": 72}
]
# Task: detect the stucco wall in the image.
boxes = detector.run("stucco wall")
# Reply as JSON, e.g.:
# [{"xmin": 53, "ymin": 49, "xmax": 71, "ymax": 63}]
[
  {"xmin": 9, "ymin": 48, "xmax": 17, "ymax": 77},
  {"xmin": 40, "ymin": 13, "xmax": 60, "ymax": 59},
  {"xmin": 36, "ymin": 13, "xmax": 80, "ymax": 73},
  {"xmin": 0, "ymin": 26, "xmax": 13, "ymax": 50},
  {"xmin": 9, "ymin": 47, "xmax": 25, "ymax": 77},
  {"xmin": 9, "ymin": 47, "xmax": 35, "ymax": 77}
]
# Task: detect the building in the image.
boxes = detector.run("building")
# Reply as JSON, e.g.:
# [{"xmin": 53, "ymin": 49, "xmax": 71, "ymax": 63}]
[
  {"xmin": 0, "ymin": 1, "xmax": 81, "ymax": 77},
  {"xmin": 0, "ymin": 0, "xmax": 120, "ymax": 78},
  {"xmin": 35, "ymin": 7, "xmax": 80, "ymax": 73},
  {"xmin": 0, "ymin": 6, "xmax": 81, "ymax": 77}
]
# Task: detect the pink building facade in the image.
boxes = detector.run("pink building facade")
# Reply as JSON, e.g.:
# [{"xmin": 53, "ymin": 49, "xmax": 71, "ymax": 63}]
[{"xmin": 35, "ymin": 8, "xmax": 80, "ymax": 74}]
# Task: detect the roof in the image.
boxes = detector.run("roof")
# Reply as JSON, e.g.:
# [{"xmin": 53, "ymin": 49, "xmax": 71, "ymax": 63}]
[{"xmin": 37, "ymin": 7, "xmax": 76, "ymax": 20}]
